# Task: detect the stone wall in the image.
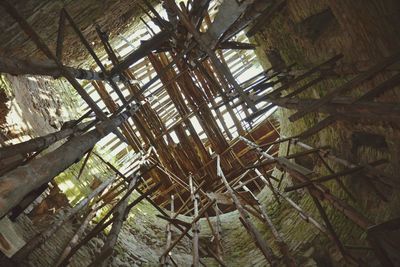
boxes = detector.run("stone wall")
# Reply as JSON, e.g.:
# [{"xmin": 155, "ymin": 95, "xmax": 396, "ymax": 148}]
[
  {"xmin": 0, "ymin": 0, "xmax": 157, "ymax": 65},
  {"xmin": 222, "ymin": 0, "xmax": 400, "ymax": 266}
]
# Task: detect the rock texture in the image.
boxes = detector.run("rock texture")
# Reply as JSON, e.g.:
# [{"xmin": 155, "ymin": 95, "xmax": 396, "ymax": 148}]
[{"xmin": 0, "ymin": 0, "xmax": 157, "ymax": 65}]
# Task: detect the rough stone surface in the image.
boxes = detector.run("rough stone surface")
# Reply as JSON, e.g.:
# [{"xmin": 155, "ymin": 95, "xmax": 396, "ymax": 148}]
[{"xmin": 0, "ymin": 0, "xmax": 158, "ymax": 66}]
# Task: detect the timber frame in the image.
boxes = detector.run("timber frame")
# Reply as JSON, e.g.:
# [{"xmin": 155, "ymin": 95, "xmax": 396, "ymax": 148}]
[{"xmin": 0, "ymin": 0, "xmax": 399, "ymax": 266}]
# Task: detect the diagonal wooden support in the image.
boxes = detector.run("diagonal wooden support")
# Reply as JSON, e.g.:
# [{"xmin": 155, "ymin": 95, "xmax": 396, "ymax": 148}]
[
  {"xmin": 1, "ymin": 2, "xmax": 132, "ymax": 148},
  {"xmin": 88, "ymin": 179, "xmax": 160, "ymax": 267},
  {"xmin": 110, "ymin": 31, "xmax": 170, "ymax": 77},
  {"xmin": 76, "ymin": 148, "xmax": 93, "ymax": 180},
  {"xmin": 269, "ymin": 97, "xmax": 400, "ymax": 123},
  {"xmin": 240, "ymin": 136, "xmax": 372, "ymax": 229},
  {"xmin": 240, "ymin": 137, "xmax": 365, "ymax": 265},
  {"xmin": 314, "ymin": 153, "xmax": 356, "ymax": 202},
  {"xmin": 241, "ymin": 184, "xmax": 297, "ymax": 267},
  {"xmin": 0, "ymin": 120, "xmax": 92, "ymax": 160},
  {"xmin": 284, "ymin": 159, "xmax": 388, "ymax": 192},
  {"xmin": 261, "ymin": 54, "xmax": 343, "ymax": 100},
  {"xmin": 0, "ymin": 105, "xmax": 139, "ymax": 218},
  {"xmin": 58, "ymin": 180, "xmax": 160, "ymax": 267},
  {"xmin": 293, "ymin": 139, "xmax": 397, "ymax": 190},
  {"xmin": 213, "ymin": 202, "xmax": 224, "ymax": 261},
  {"xmin": 217, "ymin": 155, "xmax": 277, "ymax": 266},
  {"xmin": 0, "ymin": 1, "xmax": 107, "ymax": 119},
  {"xmin": 277, "ymin": 191, "xmax": 328, "ymax": 234},
  {"xmin": 54, "ymin": 203, "xmax": 99, "ymax": 267},
  {"xmin": 310, "ymin": 195, "xmax": 351, "ymax": 262},
  {"xmin": 0, "ymin": 55, "xmax": 104, "ymax": 81},
  {"xmin": 159, "ymin": 199, "xmax": 216, "ymax": 260},
  {"xmin": 289, "ymin": 51, "xmax": 400, "ymax": 122},
  {"xmin": 218, "ymin": 41, "xmax": 256, "ymax": 50},
  {"xmin": 160, "ymin": 195, "xmax": 174, "ymax": 266},
  {"xmin": 13, "ymin": 175, "xmax": 117, "ymax": 262},
  {"xmin": 61, "ymin": 8, "xmax": 128, "ymax": 105}
]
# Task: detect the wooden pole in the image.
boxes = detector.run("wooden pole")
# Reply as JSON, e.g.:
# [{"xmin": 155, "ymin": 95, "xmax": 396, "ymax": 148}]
[
  {"xmin": 241, "ymin": 184, "xmax": 297, "ymax": 267},
  {"xmin": 217, "ymin": 155, "xmax": 277, "ymax": 265},
  {"xmin": 57, "ymin": 175, "xmax": 143, "ymax": 266},
  {"xmin": 0, "ymin": 55, "xmax": 104, "ymax": 80},
  {"xmin": 163, "ymin": 0, "xmax": 257, "ymax": 113},
  {"xmin": 189, "ymin": 175, "xmax": 200, "ymax": 267},
  {"xmin": 214, "ymin": 202, "xmax": 223, "ymax": 262},
  {"xmin": 0, "ymin": 105, "xmax": 139, "ymax": 218},
  {"xmin": 0, "ymin": 0, "xmax": 107, "ymax": 120},
  {"xmin": 240, "ymin": 136, "xmax": 372, "ymax": 229},
  {"xmin": 88, "ymin": 177, "xmax": 139, "ymax": 267},
  {"xmin": 54, "ymin": 205, "xmax": 98, "ymax": 267},
  {"xmin": 161, "ymin": 195, "xmax": 174, "ymax": 266},
  {"xmin": 62, "ymin": 8, "xmax": 127, "ymax": 105},
  {"xmin": 159, "ymin": 200, "xmax": 216, "ymax": 260},
  {"xmin": 0, "ymin": 120, "xmax": 92, "ymax": 160},
  {"xmin": 13, "ymin": 175, "xmax": 117, "ymax": 261}
]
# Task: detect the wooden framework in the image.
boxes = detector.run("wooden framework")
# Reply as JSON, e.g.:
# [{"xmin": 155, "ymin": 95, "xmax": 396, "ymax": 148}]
[{"xmin": 0, "ymin": 0, "xmax": 399, "ymax": 266}]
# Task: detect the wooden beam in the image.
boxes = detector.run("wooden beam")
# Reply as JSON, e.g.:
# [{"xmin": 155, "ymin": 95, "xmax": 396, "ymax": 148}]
[
  {"xmin": 13, "ymin": 175, "xmax": 117, "ymax": 261},
  {"xmin": 0, "ymin": 106, "xmax": 138, "ymax": 218},
  {"xmin": 217, "ymin": 155, "xmax": 277, "ymax": 265},
  {"xmin": 289, "ymin": 51, "xmax": 400, "ymax": 122}
]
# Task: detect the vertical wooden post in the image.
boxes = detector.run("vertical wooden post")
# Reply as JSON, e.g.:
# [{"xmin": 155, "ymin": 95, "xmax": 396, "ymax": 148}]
[
  {"xmin": 214, "ymin": 202, "xmax": 223, "ymax": 264},
  {"xmin": 161, "ymin": 195, "xmax": 174, "ymax": 266},
  {"xmin": 189, "ymin": 175, "xmax": 200, "ymax": 267}
]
